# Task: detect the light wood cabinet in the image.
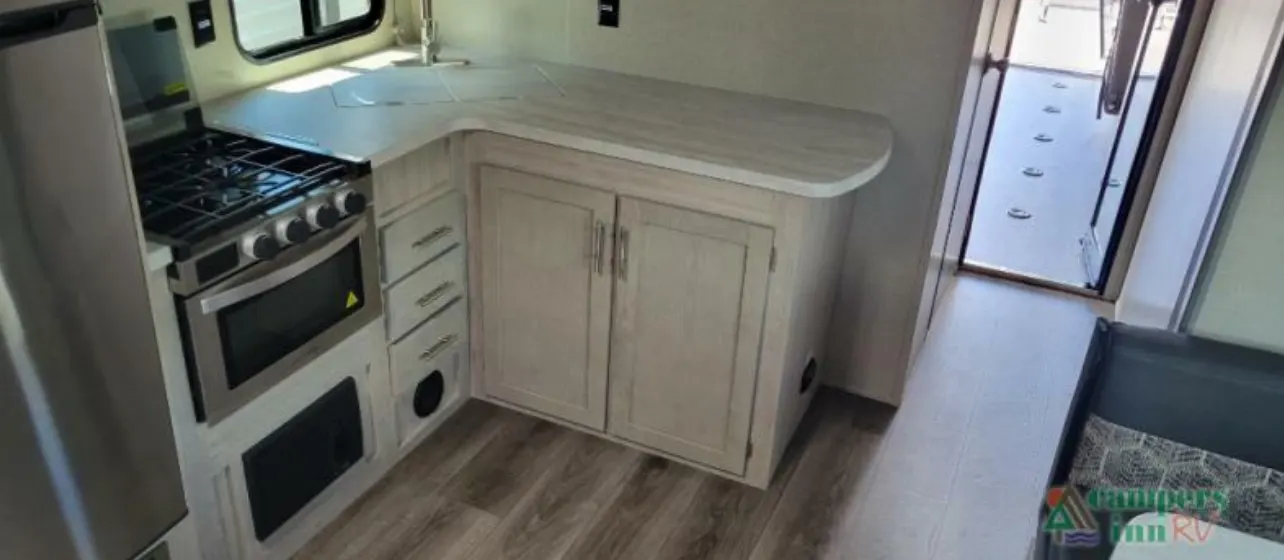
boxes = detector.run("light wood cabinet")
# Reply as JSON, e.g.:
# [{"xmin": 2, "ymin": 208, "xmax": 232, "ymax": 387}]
[
  {"xmin": 380, "ymin": 191, "xmax": 464, "ymax": 285},
  {"xmin": 478, "ymin": 166, "xmax": 614, "ymax": 430},
  {"xmin": 469, "ymin": 133, "xmax": 855, "ymax": 488},
  {"xmin": 373, "ymin": 139, "xmax": 450, "ymax": 220},
  {"xmin": 609, "ymin": 198, "xmax": 772, "ymax": 474},
  {"xmin": 374, "ymin": 144, "xmax": 471, "ymax": 465},
  {"xmin": 475, "ymin": 166, "xmax": 774, "ymax": 475}
]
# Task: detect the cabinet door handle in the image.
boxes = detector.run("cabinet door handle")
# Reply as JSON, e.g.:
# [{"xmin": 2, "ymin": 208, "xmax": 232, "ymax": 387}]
[
  {"xmin": 412, "ymin": 225, "xmax": 453, "ymax": 249},
  {"xmin": 588, "ymin": 218, "xmax": 598, "ymax": 271},
  {"xmin": 616, "ymin": 226, "xmax": 630, "ymax": 281},
  {"xmin": 419, "ymin": 334, "xmax": 459, "ymax": 363},
  {"xmin": 416, "ymin": 281, "xmax": 455, "ymax": 308},
  {"xmin": 593, "ymin": 220, "xmax": 607, "ymax": 275}
]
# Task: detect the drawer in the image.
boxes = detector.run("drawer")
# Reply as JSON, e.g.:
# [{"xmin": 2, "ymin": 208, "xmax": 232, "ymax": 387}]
[
  {"xmin": 374, "ymin": 139, "xmax": 450, "ymax": 217},
  {"xmin": 381, "ymin": 191, "xmax": 464, "ymax": 284},
  {"xmin": 385, "ymin": 245, "xmax": 465, "ymax": 342},
  {"xmin": 390, "ymin": 298, "xmax": 468, "ymax": 395},
  {"xmin": 393, "ymin": 339, "xmax": 466, "ymax": 449}
]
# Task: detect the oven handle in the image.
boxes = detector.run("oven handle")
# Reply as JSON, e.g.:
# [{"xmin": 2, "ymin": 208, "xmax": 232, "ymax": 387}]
[{"xmin": 198, "ymin": 216, "xmax": 369, "ymax": 315}]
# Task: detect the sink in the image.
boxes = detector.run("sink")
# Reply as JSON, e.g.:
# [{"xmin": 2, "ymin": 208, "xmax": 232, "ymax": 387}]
[
  {"xmin": 436, "ymin": 62, "xmax": 563, "ymax": 102},
  {"xmin": 329, "ymin": 68, "xmax": 454, "ymax": 107},
  {"xmin": 329, "ymin": 61, "xmax": 563, "ymax": 108}
]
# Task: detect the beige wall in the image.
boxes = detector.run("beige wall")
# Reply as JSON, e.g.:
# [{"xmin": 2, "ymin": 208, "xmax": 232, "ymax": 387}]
[
  {"xmin": 1187, "ymin": 73, "xmax": 1284, "ymax": 352},
  {"xmin": 433, "ymin": 0, "xmax": 985, "ymax": 402},
  {"xmin": 1116, "ymin": 0, "xmax": 1283, "ymax": 330},
  {"xmin": 101, "ymin": 0, "xmax": 399, "ymax": 102}
]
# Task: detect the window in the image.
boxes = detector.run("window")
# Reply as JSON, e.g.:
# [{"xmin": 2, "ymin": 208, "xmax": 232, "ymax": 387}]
[{"xmin": 230, "ymin": 0, "xmax": 383, "ymax": 61}]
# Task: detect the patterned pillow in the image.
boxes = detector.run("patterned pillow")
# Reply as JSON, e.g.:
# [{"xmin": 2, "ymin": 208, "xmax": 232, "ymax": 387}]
[{"xmin": 1069, "ymin": 415, "xmax": 1284, "ymax": 542}]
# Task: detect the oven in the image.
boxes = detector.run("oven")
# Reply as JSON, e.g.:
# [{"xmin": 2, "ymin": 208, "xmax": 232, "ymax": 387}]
[{"xmin": 180, "ymin": 207, "xmax": 381, "ymax": 424}]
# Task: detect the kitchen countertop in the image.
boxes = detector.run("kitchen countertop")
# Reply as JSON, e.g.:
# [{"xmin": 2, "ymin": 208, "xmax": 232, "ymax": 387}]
[
  {"xmin": 146, "ymin": 241, "xmax": 173, "ymax": 272},
  {"xmin": 208, "ymin": 49, "xmax": 893, "ymax": 199}
]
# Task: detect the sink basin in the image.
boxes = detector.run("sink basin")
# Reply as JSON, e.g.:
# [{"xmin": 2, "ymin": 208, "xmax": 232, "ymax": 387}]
[
  {"xmin": 436, "ymin": 62, "xmax": 563, "ymax": 102},
  {"xmin": 329, "ymin": 61, "xmax": 562, "ymax": 108},
  {"xmin": 329, "ymin": 68, "xmax": 454, "ymax": 107}
]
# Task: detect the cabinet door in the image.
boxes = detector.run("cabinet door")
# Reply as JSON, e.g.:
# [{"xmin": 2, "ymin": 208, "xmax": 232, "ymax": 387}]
[
  {"xmin": 479, "ymin": 166, "xmax": 614, "ymax": 429},
  {"xmin": 608, "ymin": 198, "xmax": 773, "ymax": 474}
]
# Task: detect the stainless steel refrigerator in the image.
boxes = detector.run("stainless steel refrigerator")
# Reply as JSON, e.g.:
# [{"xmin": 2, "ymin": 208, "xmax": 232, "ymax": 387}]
[{"xmin": 0, "ymin": 1, "xmax": 187, "ymax": 559}]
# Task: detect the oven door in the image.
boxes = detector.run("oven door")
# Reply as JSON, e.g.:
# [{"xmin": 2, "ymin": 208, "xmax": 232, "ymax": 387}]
[{"xmin": 184, "ymin": 214, "xmax": 381, "ymax": 423}]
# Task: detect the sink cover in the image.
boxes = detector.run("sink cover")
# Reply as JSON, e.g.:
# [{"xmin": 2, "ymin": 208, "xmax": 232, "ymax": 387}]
[
  {"xmin": 437, "ymin": 63, "xmax": 563, "ymax": 102},
  {"xmin": 329, "ymin": 62, "xmax": 563, "ymax": 108},
  {"xmin": 329, "ymin": 68, "xmax": 454, "ymax": 107}
]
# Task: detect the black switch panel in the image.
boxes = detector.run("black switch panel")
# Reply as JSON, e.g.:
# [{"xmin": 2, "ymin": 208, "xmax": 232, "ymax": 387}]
[
  {"xmin": 188, "ymin": 0, "xmax": 215, "ymax": 48},
  {"xmin": 598, "ymin": 0, "xmax": 619, "ymax": 27}
]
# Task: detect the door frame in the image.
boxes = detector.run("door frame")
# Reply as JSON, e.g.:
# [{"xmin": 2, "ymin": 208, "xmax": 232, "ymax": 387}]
[
  {"xmin": 934, "ymin": 0, "xmax": 1213, "ymax": 301},
  {"xmin": 1094, "ymin": 0, "xmax": 1212, "ymax": 299},
  {"xmin": 1174, "ymin": 2, "xmax": 1284, "ymax": 329},
  {"xmin": 913, "ymin": 0, "xmax": 1023, "ymax": 357}
]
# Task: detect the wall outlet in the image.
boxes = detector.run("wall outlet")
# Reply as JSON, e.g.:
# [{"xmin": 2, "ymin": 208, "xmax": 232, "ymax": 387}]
[{"xmin": 598, "ymin": 0, "xmax": 619, "ymax": 27}]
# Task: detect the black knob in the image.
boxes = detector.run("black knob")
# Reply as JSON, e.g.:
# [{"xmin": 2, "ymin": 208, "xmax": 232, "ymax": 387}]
[
  {"xmin": 308, "ymin": 203, "xmax": 341, "ymax": 229},
  {"xmin": 275, "ymin": 217, "xmax": 311, "ymax": 245},
  {"xmin": 246, "ymin": 234, "xmax": 281, "ymax": 260},
  {"xmin": 338, "ymin": 191, "xmax": 368, "ymax": 216}
]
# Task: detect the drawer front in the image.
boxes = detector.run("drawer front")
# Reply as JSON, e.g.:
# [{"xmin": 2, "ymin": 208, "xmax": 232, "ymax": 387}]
[
  {"xmin": 393, "ymin": 340, "xmax": 466, "ymax": 449},
  {"xmin": 390, "ymin": 298, "xmax": 468, "ymax": 395},
  {"xmin": 374, "ymin": 140, "xmax": 450, "ymax": 217},
  {"xmin": 381, "ymin": 191, "xmax": 464, "ymax": 285},
  {"xmin": 385, "ymin": 245, "xmax": 465, "ymax": 342}
]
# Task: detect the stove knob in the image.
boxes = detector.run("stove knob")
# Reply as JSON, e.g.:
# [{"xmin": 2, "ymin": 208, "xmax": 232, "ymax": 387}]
[
  {"xmin": 242, "ymin": 232, "xmax": 280, "ymax": 261},
  {"xmin": 306, "ymin": 203, "xmax": 341, "ymax": 230},
  {"xmin": 274, "ymin": 216, "xmax": 311, "ymax": 245},
  {"xmin": 334, "ymin": 190, "xmax": 368, "ymax": 216}
]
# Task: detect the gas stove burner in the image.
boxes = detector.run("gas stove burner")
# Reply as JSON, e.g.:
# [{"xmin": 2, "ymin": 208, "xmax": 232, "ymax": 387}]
[
  {"xmin": 206, "ymin": 155, "xmax": 233, "ymax": 176},
  {"xmin": 203, "ymin": 186, "xmax": 253, "ymax": 209},
  {"xmin": 128, "ymin": 129, "xmax": 365, "ymax": 254}
]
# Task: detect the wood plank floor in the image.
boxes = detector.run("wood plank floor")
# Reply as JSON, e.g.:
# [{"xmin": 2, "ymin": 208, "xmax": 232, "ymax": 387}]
[
  {"xmin": 299, "ymin": 274, "xmax": 1105, "ymax": 559},
  {"xmin": 299, "ymin": 388, "xmax": 894, "ymax": 560}
]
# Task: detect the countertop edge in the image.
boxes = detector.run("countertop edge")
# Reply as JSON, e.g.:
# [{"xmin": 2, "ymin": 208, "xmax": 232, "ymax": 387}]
[
  {"xmin": 146, "ymin": 241, "xmax": 173, "ymax": 273},
  {"xmin": 358, "ymin": 115, "xmax": 893, "ymax": 199}
]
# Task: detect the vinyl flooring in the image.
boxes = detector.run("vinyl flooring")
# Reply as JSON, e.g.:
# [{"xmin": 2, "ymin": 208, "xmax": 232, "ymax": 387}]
[{"xmin": 298, "ymin": 274, "xmax": 1106, "ymax": 559}]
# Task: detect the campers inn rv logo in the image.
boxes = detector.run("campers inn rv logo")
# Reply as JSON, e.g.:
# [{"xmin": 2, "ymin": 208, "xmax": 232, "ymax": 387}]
[{"xmin": 1043, "ymin": 486, "xmax": 1225, "ymax": 547}]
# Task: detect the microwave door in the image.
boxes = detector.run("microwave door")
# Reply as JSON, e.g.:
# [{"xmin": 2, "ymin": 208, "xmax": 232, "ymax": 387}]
[{"xmin": 0, "ymin": 2, "xmax": 187, "ymax": 560}]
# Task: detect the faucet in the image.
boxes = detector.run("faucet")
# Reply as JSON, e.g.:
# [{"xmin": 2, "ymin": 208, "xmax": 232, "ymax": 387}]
[{"xmin": 398, "ymin": 0, "xmax": 468, "ymax": 67}]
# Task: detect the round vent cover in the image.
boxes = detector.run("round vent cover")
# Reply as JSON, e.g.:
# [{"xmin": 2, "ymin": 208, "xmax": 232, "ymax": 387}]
[{"xmin": 413, "ymin": 371, "xmax": 445, "ymax": 419}]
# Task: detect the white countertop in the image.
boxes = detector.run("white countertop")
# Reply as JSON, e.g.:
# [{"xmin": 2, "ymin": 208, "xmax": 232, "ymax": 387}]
[
  {"xmin": 146, "ymin": 241, "xmax": 173, "ymax": 272},
  {"xmin": 207, "ymin": 49, "xmax": 893, "ymax": 199}
]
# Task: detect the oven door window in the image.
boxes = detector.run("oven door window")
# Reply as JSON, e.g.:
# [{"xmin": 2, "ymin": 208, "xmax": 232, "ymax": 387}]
[{"xmin": 219, "ymin": 240, "xmax": 365, "ymax": 389}]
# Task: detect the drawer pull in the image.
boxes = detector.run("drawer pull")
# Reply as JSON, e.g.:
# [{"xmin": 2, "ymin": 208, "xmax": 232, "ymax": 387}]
[
  {"xmin": 411, "ymin": 226, "xmax": 453, "ymax": 249},
  {"xmin": 416, "ymin": 281, "xmax": 456, "ymax": 308},
  {"xmin": 419, "ymin": 334, "xmax": 459, "ymax": 363}
]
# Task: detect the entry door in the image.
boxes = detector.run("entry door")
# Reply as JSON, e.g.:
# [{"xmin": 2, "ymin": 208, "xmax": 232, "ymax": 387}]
[
  {"xmin": 922, "ymin": 0, "xmax": 1022, "ymax": 333},
  {"xmin": 1083, "ymin": 0, "xmax": 1184, "ymax": 287}
]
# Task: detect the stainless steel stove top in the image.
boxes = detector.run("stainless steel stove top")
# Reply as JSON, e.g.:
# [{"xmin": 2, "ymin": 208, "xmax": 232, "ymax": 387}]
[{"xmin": 130, "ymin": 130, "xmax": 363, "ymax": 253}]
